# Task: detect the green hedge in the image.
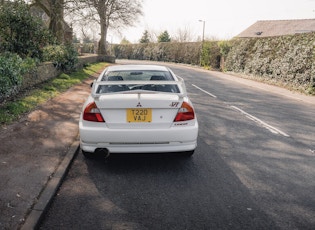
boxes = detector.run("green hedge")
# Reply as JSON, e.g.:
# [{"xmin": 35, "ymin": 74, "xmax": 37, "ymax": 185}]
[
  {"xmin": 75, "ymin": 33, "xmax": 315, "ymax": 94},
  {"xmin": 225, "ymin": 33, "xmax": 315, "ymax": 94},
  {"xmin": 0, "ymin": 0, "xmax": 53, "ymax": 59},
  {"xmin": 0, "ymin": 53, "xmax": 36, "ymax": 102},
  {"xmin": 113, "ymin": 41, "xmax": 230, "ymax": 70},
  {"xmin": 113, "ymin": 42, "xmax": 202, "ymax": 65},
  {"xmin": 42, "ymin": 44, "xmax": 78, "ymax": 72},
  {"xmin": 0, "ymin": 44, "xmax": 79, "ymax": 103}
]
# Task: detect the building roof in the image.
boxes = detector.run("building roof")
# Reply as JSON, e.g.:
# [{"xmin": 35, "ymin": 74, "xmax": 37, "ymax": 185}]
[{"xmin": 237, "ymin": 19, "xmax": 315, "ymax": 38}]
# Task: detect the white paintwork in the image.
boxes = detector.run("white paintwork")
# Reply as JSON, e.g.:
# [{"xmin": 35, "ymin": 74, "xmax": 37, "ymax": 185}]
[{"xmin": 79, "ymin": 65, "xmax": 198, "ymax": 154}]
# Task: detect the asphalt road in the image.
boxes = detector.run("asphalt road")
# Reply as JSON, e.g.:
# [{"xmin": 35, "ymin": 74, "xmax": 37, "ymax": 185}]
[{"xmin": 39, "ymin": 60, "xmax": 315, "ymax": 230}]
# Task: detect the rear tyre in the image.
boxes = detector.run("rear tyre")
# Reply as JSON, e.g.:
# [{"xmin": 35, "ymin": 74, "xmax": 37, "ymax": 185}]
[{"xmin": 183, "ymin": 150, "xmax": 194, "ymax": 157}]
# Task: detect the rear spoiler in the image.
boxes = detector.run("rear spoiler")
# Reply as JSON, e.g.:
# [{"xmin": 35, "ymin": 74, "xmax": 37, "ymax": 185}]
[{"xmin": 91, "ymin": 76, "xmax": 187, "ymax": 99}]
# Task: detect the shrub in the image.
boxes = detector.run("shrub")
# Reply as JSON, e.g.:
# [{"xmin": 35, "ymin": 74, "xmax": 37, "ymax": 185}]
[
  {"xmin": 200, "ymin": 41, "xmax": 221, "ymax": 69},
  {"xmin": 42, "ymin": 44, "xmax": 78, "ymax": 72},
  {"xmin": 0, "ymin": 53, "xmax": 36, "ymax": 102},
  {"xmin": 225, "ymin": 33, "xmax": 315, "ymax": 93},
  {"xmin": 113, "ymin": 42, "xmax": 201, "ymax": 65},
  {"xmin": 0, "ymin": 0, "xmax": 53, "ymax": 59}
]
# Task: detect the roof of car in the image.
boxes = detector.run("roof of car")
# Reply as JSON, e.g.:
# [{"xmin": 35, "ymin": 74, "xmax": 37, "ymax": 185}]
[{"xmin": 106, "ymin": 65, "xmax": 170, "ymax": 72}]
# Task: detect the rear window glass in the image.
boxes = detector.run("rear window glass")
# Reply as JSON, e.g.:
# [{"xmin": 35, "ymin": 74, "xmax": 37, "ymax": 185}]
[
  {"xmin": 101, "ymin": 70, "xmax": 174, "ymax": 81},
  {"xmin": 96, "ymin": 84, "xmax": 180, "ymax": 94}
]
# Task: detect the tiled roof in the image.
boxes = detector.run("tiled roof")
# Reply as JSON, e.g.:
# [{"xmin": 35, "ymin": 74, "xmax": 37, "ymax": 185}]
[{"xmin": 237, "ymin": 19, "xmax": 315, "ymax": 37}]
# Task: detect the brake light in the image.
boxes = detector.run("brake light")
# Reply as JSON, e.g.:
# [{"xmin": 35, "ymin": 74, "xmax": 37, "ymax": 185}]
[
  {"xmin": 83, "ymin": 102, "xmax": 105, "ymax": 122},
  {"xmin": 174, "ymin": 101, "xmax": 195, "ymax": 122}
]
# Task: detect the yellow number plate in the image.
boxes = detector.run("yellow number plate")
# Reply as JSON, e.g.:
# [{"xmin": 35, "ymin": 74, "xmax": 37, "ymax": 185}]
[{"xmin": 127, "ymin": 108, "xmax": 152, "ymax": 122}]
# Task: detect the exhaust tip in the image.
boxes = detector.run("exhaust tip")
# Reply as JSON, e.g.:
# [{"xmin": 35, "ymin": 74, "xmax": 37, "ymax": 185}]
[{"xmin": 96, "ymin": 148, "xmax": 110, "ymax": 159}]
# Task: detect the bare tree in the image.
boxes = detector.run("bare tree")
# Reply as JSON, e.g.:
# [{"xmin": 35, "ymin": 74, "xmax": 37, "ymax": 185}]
[
  {"xmin": 174, "ymin": 26, "xmax": 194, "ymax": 42},
  {"xmin": 69, "ymin": 0, "xmax": 143, "ymax": 54}
]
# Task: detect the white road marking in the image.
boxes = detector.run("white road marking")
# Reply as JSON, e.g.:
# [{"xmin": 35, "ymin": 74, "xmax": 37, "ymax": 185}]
[
  {"xmin": 192, "ymin": 83, "xmax": 289, "ymax": 137},
  {"xmin": 230, "ymin": 106, "xmax": 290, "ymax": 137},
  {"xmin": 192, "ymin": 84, "xmax": 217, "ymax": 98}
]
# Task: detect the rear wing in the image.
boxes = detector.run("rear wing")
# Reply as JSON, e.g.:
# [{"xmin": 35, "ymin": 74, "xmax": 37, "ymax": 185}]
[{"xmin": 91, "ymin": 76, "xmax": 187, "ymax": 98}]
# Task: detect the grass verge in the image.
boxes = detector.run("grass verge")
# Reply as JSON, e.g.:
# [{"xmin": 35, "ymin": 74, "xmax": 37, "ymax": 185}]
[{"xmin": 0, "ymin": 62, "xmax": 109, "ymax": 125}]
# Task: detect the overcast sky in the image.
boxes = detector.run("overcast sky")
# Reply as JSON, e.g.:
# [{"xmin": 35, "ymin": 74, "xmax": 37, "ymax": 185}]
[{"xmin": 108, "ymin": 0, "xmax": 315, "ymax": 43}]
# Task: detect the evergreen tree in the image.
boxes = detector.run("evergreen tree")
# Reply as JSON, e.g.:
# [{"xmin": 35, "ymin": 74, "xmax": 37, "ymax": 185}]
[
  {"xmin": 158, "ymin": 30, "xmax": 171, "ymax": 43},
  {"xmin": 139, "ymin": 30, "xmax": 150, "ymax": 43}
]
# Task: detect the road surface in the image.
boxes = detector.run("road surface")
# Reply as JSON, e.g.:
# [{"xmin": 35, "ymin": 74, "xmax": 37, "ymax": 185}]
[{"xmin": 39, "ymin": 60, "xmax": 315, "ymax": 230}]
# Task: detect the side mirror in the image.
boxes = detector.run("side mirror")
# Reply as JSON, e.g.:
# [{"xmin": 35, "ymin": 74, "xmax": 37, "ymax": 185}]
[{"xmin": 90, "ymin": 82, "xmax": 93, "ymax": 88}]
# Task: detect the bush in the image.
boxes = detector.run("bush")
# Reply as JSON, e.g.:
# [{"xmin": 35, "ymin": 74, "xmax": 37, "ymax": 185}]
[
  {"xmin": 225, "ymin": 33, "xmax": 315, "ymax": 93},
  {"xmin": 0, "ymin": 53, "xmax": 35, "ymax": 102},
  {"xmin": 113, "ymin": 42, "xmax": 201, "ymax": 65},
  {"xmin": 200, "ymin": 41, "xmax": 221, "ymax": 69},
  {"xmin": 0, "ymin": 0, "xmax": 53, "ymax": 59},
  {"xmin": 42, "ymin": 44, "xmax": 78, "ymax": 72}
]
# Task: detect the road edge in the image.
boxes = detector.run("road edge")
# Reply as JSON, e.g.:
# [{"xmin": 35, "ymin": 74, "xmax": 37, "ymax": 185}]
[{"xmin": 20, "ymin": 138, "xmax": 80, "ymax": 230}]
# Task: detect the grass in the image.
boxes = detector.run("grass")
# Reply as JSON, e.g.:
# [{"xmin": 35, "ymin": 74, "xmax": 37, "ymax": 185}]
[{"xmin": 0, "ymin": 62, "xmax": 109, "ymax": 125}]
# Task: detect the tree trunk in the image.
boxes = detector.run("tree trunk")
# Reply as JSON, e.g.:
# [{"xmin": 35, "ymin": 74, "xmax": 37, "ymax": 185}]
[
  {"xmin": 49, "ymin": 0, "xmax": 64, "ymax": 43},
  {"xmin": 98, "ymin": 22, "xmax": 107, "ymax": 55},
  {"xmin": 32, "ymin": 0, "xmax": 65, "ymax": 44},
  {"xmin": 97, "ymin": 3, "xmax": 108, "ymax": 55}
]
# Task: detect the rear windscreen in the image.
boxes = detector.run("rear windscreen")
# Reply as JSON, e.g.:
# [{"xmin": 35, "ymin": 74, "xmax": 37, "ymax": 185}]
[
  {"xmin": 96, "ymin": 84, "xmax": 180, "ymax": 93},
  {"xmin": 96, "ymin": 69, "xmax": 181, "ymax": 93}
]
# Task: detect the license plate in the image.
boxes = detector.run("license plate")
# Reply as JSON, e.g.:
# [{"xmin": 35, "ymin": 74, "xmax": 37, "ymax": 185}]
[{"xmin": 127, "ymin": 108, "xmax": 152, "ymax": 122}]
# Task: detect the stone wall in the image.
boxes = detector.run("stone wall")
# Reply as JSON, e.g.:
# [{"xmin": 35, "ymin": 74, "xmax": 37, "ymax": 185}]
[
  {"xmin": 21, "ymin": 54, "xmax": 115, "ymax": 90},
  {"xmin": 21, "ymin": 63, "xmax": 62, "ymax": 90}
]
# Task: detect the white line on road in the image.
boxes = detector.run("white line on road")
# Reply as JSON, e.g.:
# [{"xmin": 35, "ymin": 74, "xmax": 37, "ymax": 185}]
[
  {"xmin": 191, "ymin": 83, "xmax": 289, "ymax": 137},
  {"xmin": 192, "ymin": 84, "xmax": 217, "ymax": 98},
  {"xmin": 230, "ymin": 106, "xmax": 290, "ymax": 137}
]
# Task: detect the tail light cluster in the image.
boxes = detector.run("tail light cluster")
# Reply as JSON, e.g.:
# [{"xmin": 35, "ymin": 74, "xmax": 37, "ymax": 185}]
[
  {"xmin": 174, "ymin": 101, "xmax": 195, "ymax": 122},
  {"xmin": 83, "ymin": 101, "xmax": 195, "ymax": 123},
  {"xmin": 83, "ymin": 102, "xmax": 105, "ymax": 122}
]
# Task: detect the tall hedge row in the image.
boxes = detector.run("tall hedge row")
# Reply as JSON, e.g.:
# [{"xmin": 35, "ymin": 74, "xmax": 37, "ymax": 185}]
[
  {"xmin": 113, "ymin": 42, "xmax": 202, "ymax": 66},
  {"xmin": 225, "ymin": 33, "xmax": 315, "ymax": 94},
  {"xmin": 113, "ymin": 33, "xmax": 315, "ymax": 94}
]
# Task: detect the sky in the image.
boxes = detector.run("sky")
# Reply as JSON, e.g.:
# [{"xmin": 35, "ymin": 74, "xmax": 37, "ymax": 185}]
[{"xmin": 108, "ymin": 0, "xmax": 315, "ymax": 43}]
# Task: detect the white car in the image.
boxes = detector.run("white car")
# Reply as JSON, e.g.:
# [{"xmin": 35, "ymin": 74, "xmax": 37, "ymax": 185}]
[{"xmin": 79, "ymin": 64, "xmax": 198, "ymax": 158}]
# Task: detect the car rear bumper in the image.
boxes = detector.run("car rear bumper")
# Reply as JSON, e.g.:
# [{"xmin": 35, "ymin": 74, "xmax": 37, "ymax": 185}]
[
  {"xmin": 79, "ymin": 121, "xmax": 198, "ymax": 153},
  {"xmin": 80, "ymin": 140, "xmax": 197, "ymax": 153}
]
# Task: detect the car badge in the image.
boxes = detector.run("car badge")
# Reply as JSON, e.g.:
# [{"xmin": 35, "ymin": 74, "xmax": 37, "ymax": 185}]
[
  {"xmin": 170, "ymin": 102, "xmax": 179, "ymax": 107},
  {"xmin": 136, "ymin": 102, "xmax": 142, "ymax": 107}
]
